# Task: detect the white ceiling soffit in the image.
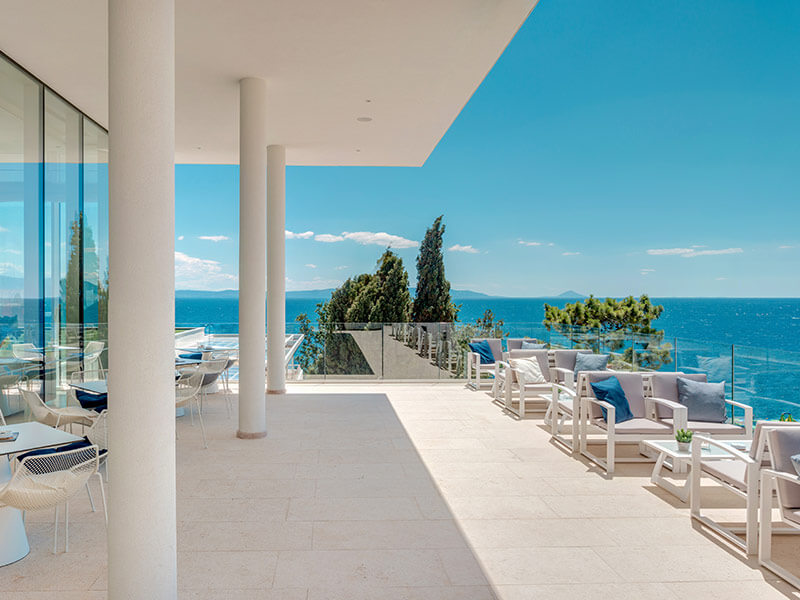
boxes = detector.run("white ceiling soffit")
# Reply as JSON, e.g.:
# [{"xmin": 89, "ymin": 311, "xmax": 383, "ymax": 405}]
[{"xmin": 0, "ymin": 1, "xmax": 537, "ymax": 166}]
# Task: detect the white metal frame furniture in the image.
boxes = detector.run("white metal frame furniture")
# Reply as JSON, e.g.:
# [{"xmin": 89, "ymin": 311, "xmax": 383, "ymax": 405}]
[
  {"xmin": 498, "ymin": 349, "xmax": 552, "ymax": 418},
  {"xmin": 466, "ymin": 338, "xmax": 503, "ymax": 391},
  {"xmin": 759, "ymin": 427, "xmax": 800, "ymax": 589},
  {"xmin": 579, "ymin": 371, "xmax": 682, "ymax": 476},
  {"xmin": 649, "ymin": 372, "xmax": 753, "ymax": 439},
  {"xmin": 550, "ymin": 349, "xmax": 594, "ymax": 391},
  {"xmin": 690, "ymin": 421, "xmax": 800, "ymax": 555},
  {"xmin": 20, "ymin": 388, "xmax": 97, "ymax": 432},
  {"xmin": 176, "ymin": 371, "xmax": 207, "ymax": 448}
]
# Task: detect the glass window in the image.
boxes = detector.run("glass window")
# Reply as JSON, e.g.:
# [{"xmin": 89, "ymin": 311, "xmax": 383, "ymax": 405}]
[{"xmin": 0, "ymin": 58, "xmax": 42, "ymax": 414}]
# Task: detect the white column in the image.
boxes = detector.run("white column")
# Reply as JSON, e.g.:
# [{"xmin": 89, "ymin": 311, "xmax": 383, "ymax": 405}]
[
  {"xmin": 237, "ymin": 78, "xmax": 268, "ymax": 438},
  {"xmin": 107, "ymin": 0, "xmax": 176, "ymax": 598},
  {"xmin": 267, "ymin": 145, "xmax": 286, "ymax": 394}
]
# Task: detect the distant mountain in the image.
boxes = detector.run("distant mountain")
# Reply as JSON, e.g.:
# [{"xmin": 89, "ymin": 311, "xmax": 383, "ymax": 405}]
[
  {"xmin": 175, "ymin": 287, "xmax": 492, "ymax": 300},
  {"xmin": 555, "ymin": 290, "xmax": 586, "ymax": 299}
]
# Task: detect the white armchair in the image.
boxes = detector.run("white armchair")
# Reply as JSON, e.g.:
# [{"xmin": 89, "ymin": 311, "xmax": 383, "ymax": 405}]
[
  {"xmin": 498, "ymin": 349, "xmax": 552, "ymax": 418},
  {"xmin": 465, "ymin": 338, "xmax": 503, "ymax": 391}
]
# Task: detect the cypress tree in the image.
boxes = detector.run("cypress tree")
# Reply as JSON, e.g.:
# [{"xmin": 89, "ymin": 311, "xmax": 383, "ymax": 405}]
[{"xmin": 412, "ymin": 215, "xmax": 457, "ymax": 322}]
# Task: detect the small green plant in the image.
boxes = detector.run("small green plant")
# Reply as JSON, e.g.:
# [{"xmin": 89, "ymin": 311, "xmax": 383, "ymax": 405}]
[
  {"xmin": 675, "ymin": 429, "xmax": 693, "ymax": 443},
  {"xmin": 779, "ymin": 413, "xmax": 796, "ymax": 422}
]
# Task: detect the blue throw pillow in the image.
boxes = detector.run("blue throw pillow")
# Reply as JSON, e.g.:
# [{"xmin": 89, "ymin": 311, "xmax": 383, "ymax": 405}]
[
  {"xmin": 468, "ymin": 341, "xmax": 495, "ymax": 365},
  {"xmin": 179, "ymin": 352, "xmax": 203, "ymax": 360},
  {"xmin": 573, "ymin": 353, "xmax": 609, "ymax": 381},
  {"xmin": 590, "ymin": 376, "xmax": 634, "ymax": 423},
  {"xmin": 676, "ymin": 377, "xmax": 726, "ymax": 423},
  {"xmin": 521, "ymin": 341, "xmax": 547, "ymax": 349}
]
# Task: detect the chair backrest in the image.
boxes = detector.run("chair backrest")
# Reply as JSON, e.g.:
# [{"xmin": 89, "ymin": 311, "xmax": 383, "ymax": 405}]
[
  {"xmin": 553, "ymin": 349, "xmax": 593, "ymax": 371},
  {"xmin": 508, "ymin": 349, "xmax": 551, "ymax": 383},
  {"xmin": 581, "ymin": 371, "xmax": 647, "ymax": 419},
  {"xmin": 649, "ymin": 372, "xmax": 706, "ymax": 418},
  {"xmin": 0, "ymin": 366, "xmax": 21, "ymax": 387},
  {"xmin": 84, "ymin": 341, "xmax": 105, "ymax": 355},
  {"xmin": 86, "ymin": 410, "xmax": 109, "ymax": 450},
  {"xmin": 2, "ymin": 445, "xmax": 99, "ymax": 511},
  {"xmin": 12, "ymin": 343, "xmax": 35, "ymax": 360},
  {"xmin": 506, "ymin": 338, "xmax": 545, "ymax": 352},
  {"xmin": 471, "ymin": 338, "xmax": 503, "ymax": 362},
  {"xmin": 766, "ymin": 427, "xmax": 800, "ymax": 509},
  {"xmin": 176, "ymin": 371, "xmax": 204, "ymax": 403},
  {"xmin": 19, "ymin": 388, "xmax": 54, "ymax": 424},
  {"xmin": 751, "ymin": 421, "xmax": 800, "ymax": 461}
]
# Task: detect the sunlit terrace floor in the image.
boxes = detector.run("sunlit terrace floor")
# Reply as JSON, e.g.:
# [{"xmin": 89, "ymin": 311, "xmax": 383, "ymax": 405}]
[{"xmin": 5, "ymin": 382, "xmax": 800, "ymax": 599}]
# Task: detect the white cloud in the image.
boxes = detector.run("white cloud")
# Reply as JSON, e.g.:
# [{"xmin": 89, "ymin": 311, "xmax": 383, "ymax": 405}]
[
  {"xmin": 518, "ymin": 240, "xmax": 542, "ymax": 247},
  {"xmin": 0, "ymin": 262, "xmax": 23, "ymax": 276},
  {"xmin": 1, "ymin": 249, "xmax": 22, "ymax": 255},
  {"xmin": 548, "ymin": 242, "xmax": 555, "ymax": 247},
  {"xmin": 342, "ymin": 231, "xmax": 418, "ymax": 248},
  {"xmin": 286, "ymin": 230, "xmax": 314, "ymax": 240},
  {"xmin": 0, "ymin": 226, "xmax": 7, "ymax": 233},
  {"xmin": 449, "ymin": 244, "xmax": 479, "ymax": 254},
  {"xmin": 177, "ymin": 235, "xmax": 184, "ymax": 241},
  {"xmin": 640, "ymin": 268, "xmax": 655, "ymax": 275},
  {"xmin": 286, "ymin": 276, "xmax": 343, "ymax": 291},
  {"xmin": 315, "ymin": 233, "xmax": 345, "ymax": 243},
  {"xmin": 716, "ymin": 277, "xmax": 727, "ymax": 281},
  {"xmin": 305, "ymin": 263, "xmax": 317, "ymax": 269},
  {"xmin": 334, "ymin": 265, "xmax": 349, "ymax": 271},
  {"xmin": 779, "ymin": 245, "xmax": 795, "ymax": 250},
  {"xmin": 647, "ymin": 247, "xmax": 743, "ymax": 258},
  {"xmin": 562, "ymin": 251, "xmax": 581, "ymax": 256},
  {"xmin": 175, "ymin": 251, "xmax": 237, "ymax": 290},
  {"xmin": 198, "ymin": 235, "xmax": 229, "ymax": 242}
]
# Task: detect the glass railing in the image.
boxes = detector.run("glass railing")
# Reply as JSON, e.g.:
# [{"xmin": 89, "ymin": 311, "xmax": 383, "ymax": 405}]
[{"xmin": 3, "ymin": 319, "xmax": 798, "ymax": 423}]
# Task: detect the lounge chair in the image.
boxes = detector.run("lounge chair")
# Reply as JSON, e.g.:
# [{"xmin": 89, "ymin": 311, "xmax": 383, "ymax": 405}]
[
  {"xmin": 579, "ymin": 371, "xmax": 680, "ymax": 476},
  {"xmin": 691, "ymin": 421, "xmax": 800, "ymax": 554},
  {"xmin": 759, "ymin": 427, "xmax": 800, "ymax": 588},
  {"xmin": 649, "ymin": 372, "xmax": 753, "ymax": 439},
  {"xmin": 497, "ymin": 349, "xmax": 552, "ymax": 418},
  {"xmin": 466, "ymin": 338, "xmax": 503, "ymax": 391}
]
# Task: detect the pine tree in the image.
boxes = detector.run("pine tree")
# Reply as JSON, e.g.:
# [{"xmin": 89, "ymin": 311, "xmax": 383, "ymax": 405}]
[
  {"xmin": 412, "ymin": 215, "xmax": 457, "ymax": 323},
  {"xmin": 346, "ymin": 250, "xmax": 411, "ymax": 324}
]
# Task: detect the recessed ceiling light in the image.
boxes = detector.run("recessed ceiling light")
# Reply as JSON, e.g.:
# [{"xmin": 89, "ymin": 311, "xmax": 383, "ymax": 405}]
[
  {"xmin": 196, "ymin": 146, "xmax": 202, "ymax": 150},
  {"xmin": 356, "ymin": 116, "xmax": 372, "ymax": 123},
  {"xmin": 355, "ymin": 149, "xmax": 361, "ymax": 153},
  {"xmin": 365, "ymin": 99, "xmax": 372, "ymax": 103}
]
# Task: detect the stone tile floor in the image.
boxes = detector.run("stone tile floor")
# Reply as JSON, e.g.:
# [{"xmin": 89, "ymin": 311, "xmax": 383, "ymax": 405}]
[{"xmin": 4, "ymin": 383, "xmax": 800, "ymax": 598}]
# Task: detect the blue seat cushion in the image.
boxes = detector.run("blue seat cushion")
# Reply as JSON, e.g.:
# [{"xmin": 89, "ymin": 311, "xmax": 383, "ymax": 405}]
[
  {"xmin": 179, "ymin": 352, "xmax": 203, "ymax": 360},
  {"xmin": 590, "ymin": 376, "xmax": 634, "ymax": 423},
  {"xmin": 468, "ymin": 341, "xmax": 495, "ymax": 365},
  {"xmin": 676, "ymin": 377, "xmax": 726, "ymax": 423},
  {"xmin": 16, "ymin": 437, "xmax": 106, "ymax": 473},
  {"xmin": 74, "ymin": 390, "xmax": 108, "ymax": 412},
  {"xmin": 574, "ymin": 353, "xmax": 609, "ymax": 381}
]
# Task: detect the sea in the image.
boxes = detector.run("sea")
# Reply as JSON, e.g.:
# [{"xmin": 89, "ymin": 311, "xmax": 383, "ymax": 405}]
[
  {"xmin": 176, "ymin": 296, "xmax": 800, "ymax": 353},
  {"xmin": 176, "ymin": 295, "xmax": 800, "ymax": 418}
]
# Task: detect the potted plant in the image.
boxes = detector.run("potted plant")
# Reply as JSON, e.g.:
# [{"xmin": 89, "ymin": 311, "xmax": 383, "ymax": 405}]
[{"xmin": 675, "ymin": 429, "xmax": 693, "ymax": 453}]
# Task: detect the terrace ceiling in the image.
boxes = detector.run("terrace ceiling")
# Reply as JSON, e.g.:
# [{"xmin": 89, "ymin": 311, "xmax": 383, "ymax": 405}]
[{"xmin": 0, "ymin": 0, "xmax": 537, "ymax": 166}]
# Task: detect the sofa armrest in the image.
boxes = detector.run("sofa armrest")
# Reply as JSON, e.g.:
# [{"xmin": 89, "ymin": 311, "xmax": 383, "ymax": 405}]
[
  {"xmin": 725, "ymin": 399, "xmax": 754, "ymax": 437},
  {"xmin": 582, "ymin": 395, "xmax": 615, "ymax": 428},
  {"xmin": 693, "ymin": 434, "xmax": 754, "ymax": 464},
  {"xmin": 648, "ymin": 396, "xmax": 688, "ymax": 430}
]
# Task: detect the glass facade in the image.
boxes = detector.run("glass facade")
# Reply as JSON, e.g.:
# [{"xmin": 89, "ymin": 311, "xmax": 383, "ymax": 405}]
[{"xmin": 0, "ymin": 53, "xmax": 108, "ymax": 413}]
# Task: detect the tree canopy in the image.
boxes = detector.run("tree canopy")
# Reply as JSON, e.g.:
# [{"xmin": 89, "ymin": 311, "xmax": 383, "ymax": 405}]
[
  {"xmin": 412, "ymin": 215, "xmax": 457, "ymax": 323},
  {"xmin": 543, "ymin": 294, "xmax": 664, "ymax": 335}
]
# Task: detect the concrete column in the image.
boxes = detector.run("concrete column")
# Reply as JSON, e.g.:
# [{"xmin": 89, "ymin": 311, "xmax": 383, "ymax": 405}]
[
  {"xmin": 267, "ymin": 145, "xmax": 286, "ymax": 394},
  {"xmin": 107, "ymin": 0, "xmax": 176, "ymax": 598},
  {"xmin": 237, "ymin": 78, "xmax": 268, "ymax": 438}
]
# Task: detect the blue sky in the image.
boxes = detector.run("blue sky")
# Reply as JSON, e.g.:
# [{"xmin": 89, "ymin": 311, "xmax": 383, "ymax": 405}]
[{"xmin": 175, "ymin": 0, "xmax": 800, "ymax": 297}]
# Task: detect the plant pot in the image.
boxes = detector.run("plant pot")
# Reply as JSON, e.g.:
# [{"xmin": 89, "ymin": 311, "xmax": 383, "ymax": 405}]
[{"xmin": 677, "ymin": 441, "xmax": 691, "ymax": 453}]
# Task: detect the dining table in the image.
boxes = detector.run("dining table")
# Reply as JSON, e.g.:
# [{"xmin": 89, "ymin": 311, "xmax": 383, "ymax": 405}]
[{"xmin": 0, "ymin": 422, "xmax": 82, "ymax": 566}]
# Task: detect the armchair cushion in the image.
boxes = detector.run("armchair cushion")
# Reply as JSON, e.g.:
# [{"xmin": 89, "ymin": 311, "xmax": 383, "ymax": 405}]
[
  {"xmin": 74, "ymin": 390, "xmax": 108, "ymax": 411},
  {"xmin": 509, "ymin": 357, "xmax": 545, "ymax": 384},
  {"xmin": 521, "ymin": 341, "xmax": 546, "ymax": 349},
  {"xmin": 179, "ymin": 352, "xmax": 203, "ymax": 360},
  {"xmin": 468, "ymin": 341, "xmax": 495, "ymax": 365},
  {"xmin": 767, "ymin": 428, "xmax": 800, "ymax": 508},
  {"xmin": 590, "ymin": 376, "xmax": 633, "ymax": 423},
  {"xmin": 593, "ymin": 417, "xmax": 671, "ymax": 435},
  {"xmin": 574, "ymin": 353, "xmax": 609, "ymax": 381},
  {"xmin": 701, "ymin": 460, "xmax": 747, "ymax": 492},
  {"xmin": 677, "ymin": 377, "xmax": 726, "ymax": 423}
]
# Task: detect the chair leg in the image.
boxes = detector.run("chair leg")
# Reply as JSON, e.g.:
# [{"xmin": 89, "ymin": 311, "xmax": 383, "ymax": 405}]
[
  {"xmin": 65, "ymin": 500, "xmax": 69, "ymax": 552},
  {"xmin": 96, "ymin": 472, "xmax": 108, "ymax": 525},
  {"xmin": 53, "ymin": 504, "xmax": 59, "ymax": 554},
  {"xmin": 86, "ymin": 481, "xmax": 96, "ymax": 512},
  {"xmin": 196, "ymin": 398, "xmax": 208, "ymax": 449}
]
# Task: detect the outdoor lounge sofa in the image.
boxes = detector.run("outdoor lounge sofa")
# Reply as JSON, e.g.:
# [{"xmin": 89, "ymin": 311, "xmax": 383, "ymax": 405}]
[
  {"xmin": 466, "ymin": 338, "xmax": 503, "ymax": 391},
  {"xmin": 497, "ymin": 349, "xmax": 552, "ymax": 418}
]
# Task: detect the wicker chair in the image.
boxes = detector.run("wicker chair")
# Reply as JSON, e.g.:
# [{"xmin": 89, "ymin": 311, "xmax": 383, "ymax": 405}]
[{"xmin": 1, "ymin": 445, "xmax": 100, "ymax": 553}]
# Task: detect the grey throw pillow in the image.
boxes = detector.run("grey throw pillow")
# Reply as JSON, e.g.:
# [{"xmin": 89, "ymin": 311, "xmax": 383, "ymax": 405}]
[
  {"xmin": 521, "ymin": 340, "xmax": 546, "ymax": 349},
  {"xmin": 676, "ymin": 377, "xmax": 726, "ymax": 423},
  {"xmin": 573, "ymin": 353, "xmax": 609, "ymax": 381}
]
